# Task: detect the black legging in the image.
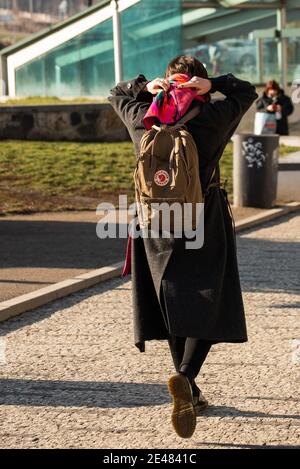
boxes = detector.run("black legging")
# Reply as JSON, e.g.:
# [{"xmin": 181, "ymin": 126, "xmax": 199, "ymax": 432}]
[{"xmin": 167, "ymin": 335, "xmax": 212, "ymax": 387}]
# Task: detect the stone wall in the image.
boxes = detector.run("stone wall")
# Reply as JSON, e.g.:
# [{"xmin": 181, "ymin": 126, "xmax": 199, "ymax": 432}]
[{"xmin": 0, "ymin": 103, "xmax": 130, "ymax": 142}]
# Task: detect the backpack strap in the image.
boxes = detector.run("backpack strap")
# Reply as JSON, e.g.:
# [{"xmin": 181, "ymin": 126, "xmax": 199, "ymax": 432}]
[
  {"xmin": 151, "ymin": 104, "xmax": 202, "ymax": 131},
  {"xmin": 172, "ymin": 104, "xmax": 202, "ymax": 129}
]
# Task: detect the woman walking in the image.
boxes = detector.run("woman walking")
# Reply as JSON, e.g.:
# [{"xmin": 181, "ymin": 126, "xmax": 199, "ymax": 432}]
[{"xmin": 108, "ymin": 55, "xmax": 258, "ymax": 439}]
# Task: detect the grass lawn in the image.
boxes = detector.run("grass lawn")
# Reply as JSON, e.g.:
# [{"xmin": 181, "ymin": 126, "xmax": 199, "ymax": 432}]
[{"xmin": 0, "ymin": 140, "xmax": 299, "ymax": 215}]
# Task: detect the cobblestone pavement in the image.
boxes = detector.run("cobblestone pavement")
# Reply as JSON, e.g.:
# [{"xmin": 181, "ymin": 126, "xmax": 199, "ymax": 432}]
[{"xmin": 0, "ymin": 213, "xmax": 299, "ymax": 449}]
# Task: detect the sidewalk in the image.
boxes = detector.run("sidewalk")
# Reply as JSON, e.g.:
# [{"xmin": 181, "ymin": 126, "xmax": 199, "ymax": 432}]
[
  {"xmin": 0, "ymin": 206, "xmax": 266, "ymax": 302},
  {"xmin": 0, "ymin": 212, "xmax": 299, "ymax": 448}
]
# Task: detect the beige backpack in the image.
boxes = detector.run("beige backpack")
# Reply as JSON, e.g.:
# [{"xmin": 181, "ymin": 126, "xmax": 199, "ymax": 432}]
[{"xmin": 134, "ymin": 106, "xmax": 214, "ymax": 231}]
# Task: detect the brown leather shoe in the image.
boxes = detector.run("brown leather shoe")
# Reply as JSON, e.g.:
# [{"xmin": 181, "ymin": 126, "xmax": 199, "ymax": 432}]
[
  {"xmin": 168, "ymin": 373, "xmax": 196, "ymax": 439},
  {"xmin": 193, "ymin": 390, "xmax": 208, "ymax": 415}
]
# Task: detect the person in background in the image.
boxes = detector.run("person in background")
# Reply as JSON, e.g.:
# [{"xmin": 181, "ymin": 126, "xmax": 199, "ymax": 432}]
[{"xmin": 256, "ymin": 79, "xmax": 294, "ymax": 135}]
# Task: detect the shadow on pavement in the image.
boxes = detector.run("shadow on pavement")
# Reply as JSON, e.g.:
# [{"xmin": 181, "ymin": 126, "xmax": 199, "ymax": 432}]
[
  {"xmin": 0, "ymin": 218, "xmax": 128, "ymax": 301},
  {"xmin": 0, "ymin": 220, "xmax": 127, "ymax": 269},
  {"xmin": 0, "ymin": 378, "xmax": 169, "ymax": 408},
  {"xmin": 200, "ymin": 405, "xmax": 300, "ymax": 421},
  {"xmin": 0, "ymin": 378, "xmax": 299, "ymax": 423}
]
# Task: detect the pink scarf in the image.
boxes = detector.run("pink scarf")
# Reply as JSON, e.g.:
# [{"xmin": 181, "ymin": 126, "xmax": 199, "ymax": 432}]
[{"xmin": 143, "ymin": 73, "xmax": 208, "ymax": 130}]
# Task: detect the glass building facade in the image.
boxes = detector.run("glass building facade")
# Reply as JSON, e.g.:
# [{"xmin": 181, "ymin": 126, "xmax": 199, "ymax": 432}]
[
  {"xmin": 1, "ymin": 0, "xmax": 300, "ymax": 97},
  {"xmin": 121, "ymin": 1, "xmax": 181, "ymax": 81},
  {"xmin": 15, "ymin": 18, "xmax": 115, "ymax": 97}
]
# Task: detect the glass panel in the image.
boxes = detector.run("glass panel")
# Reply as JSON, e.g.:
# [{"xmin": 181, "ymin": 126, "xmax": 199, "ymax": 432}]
[
  {"xmin": 15, "ymin": 16, "xmax": 114, "ymax": 97},
  {"xmin": 261, "ymin": 38, "xmax": 279, "ymax": 84},
  {"xmin": 121, "ymin": 0, "xmax": 182, "ymax": 81},
  {"xmin": 288, "ymin": 37, "xmax": 300, "ymax": 85},
  {"xmin": 184, "ymin": 36, "xmax": 259, "ymax": 83},
  {"xmin": 261, "ymin": 35, "xmax": 300, "ymax": 86},
  {"xmin": 181, "ymin": 2, "xmax": 300, "ymax": 85},
  {"xmin": 287, "ymin": 19, "xmax": 300, "ymax": 85}
]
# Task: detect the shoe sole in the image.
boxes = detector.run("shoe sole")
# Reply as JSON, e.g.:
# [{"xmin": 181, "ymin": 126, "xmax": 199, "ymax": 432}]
[{"xmin": 168, "ymin": 374, "xmax": 196, "ymax": 439}]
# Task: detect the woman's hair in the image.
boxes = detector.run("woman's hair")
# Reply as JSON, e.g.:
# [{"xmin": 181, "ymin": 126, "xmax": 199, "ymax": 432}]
[
  {"xmin": 264, "ymin": 79, "xmax": 281, "ymax": 94},
  {"xmin": 165, "ymin": 55, "xmax": 208, "ymax": 79},
  {"xmin": 165, "ymin": 55, "xmax": 210, "ymax": 100}
]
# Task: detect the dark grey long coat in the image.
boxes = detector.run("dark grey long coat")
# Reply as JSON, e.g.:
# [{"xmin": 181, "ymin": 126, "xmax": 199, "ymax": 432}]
[{"xmin": 108, "ymin": 73, "xmax": 258, "ymax": 352}]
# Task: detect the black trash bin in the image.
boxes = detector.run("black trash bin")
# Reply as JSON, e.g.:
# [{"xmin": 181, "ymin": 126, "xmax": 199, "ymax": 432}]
[{"xmin": 233, "ymin": 133, "xmax": 279, "ymax": 208}]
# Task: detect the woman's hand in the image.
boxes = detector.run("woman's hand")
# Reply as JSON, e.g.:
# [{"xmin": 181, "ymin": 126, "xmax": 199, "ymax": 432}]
[
  {"xmin": 145, "ymin": 77, "xmax": 170, "ymax": 95},
  {"xmin": 177, "ymin": 76, "xmax": 212, "ymax": 95},
  {"xmin": 267, "ymin": 104, "xmax": 276, "ymax": 112}
]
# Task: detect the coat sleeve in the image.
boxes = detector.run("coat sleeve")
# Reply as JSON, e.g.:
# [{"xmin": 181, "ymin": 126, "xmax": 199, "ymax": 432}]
[
  {"xmin": 280, "ymin": 94, "xmax": 294, "ymax": 117},
  {"xmin": 207, "ymin": 73, "xmax": 258, "ymax": 143},
  {"xmin": 107, "ymin": 74, "xmax": 152, "ymax": 142}
]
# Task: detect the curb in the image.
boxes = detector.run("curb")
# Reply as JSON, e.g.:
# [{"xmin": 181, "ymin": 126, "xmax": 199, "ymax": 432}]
[
  {"xmin": 0, "ymin": 262, "xmax": 123, "ymax": 323},
  {"xmin": 235, "ymin": 201, "xmax": 300, "ymax": 232},
  {"xmin": 0, "ymin": 201, "xmax": 299, "ymax": 323}
]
